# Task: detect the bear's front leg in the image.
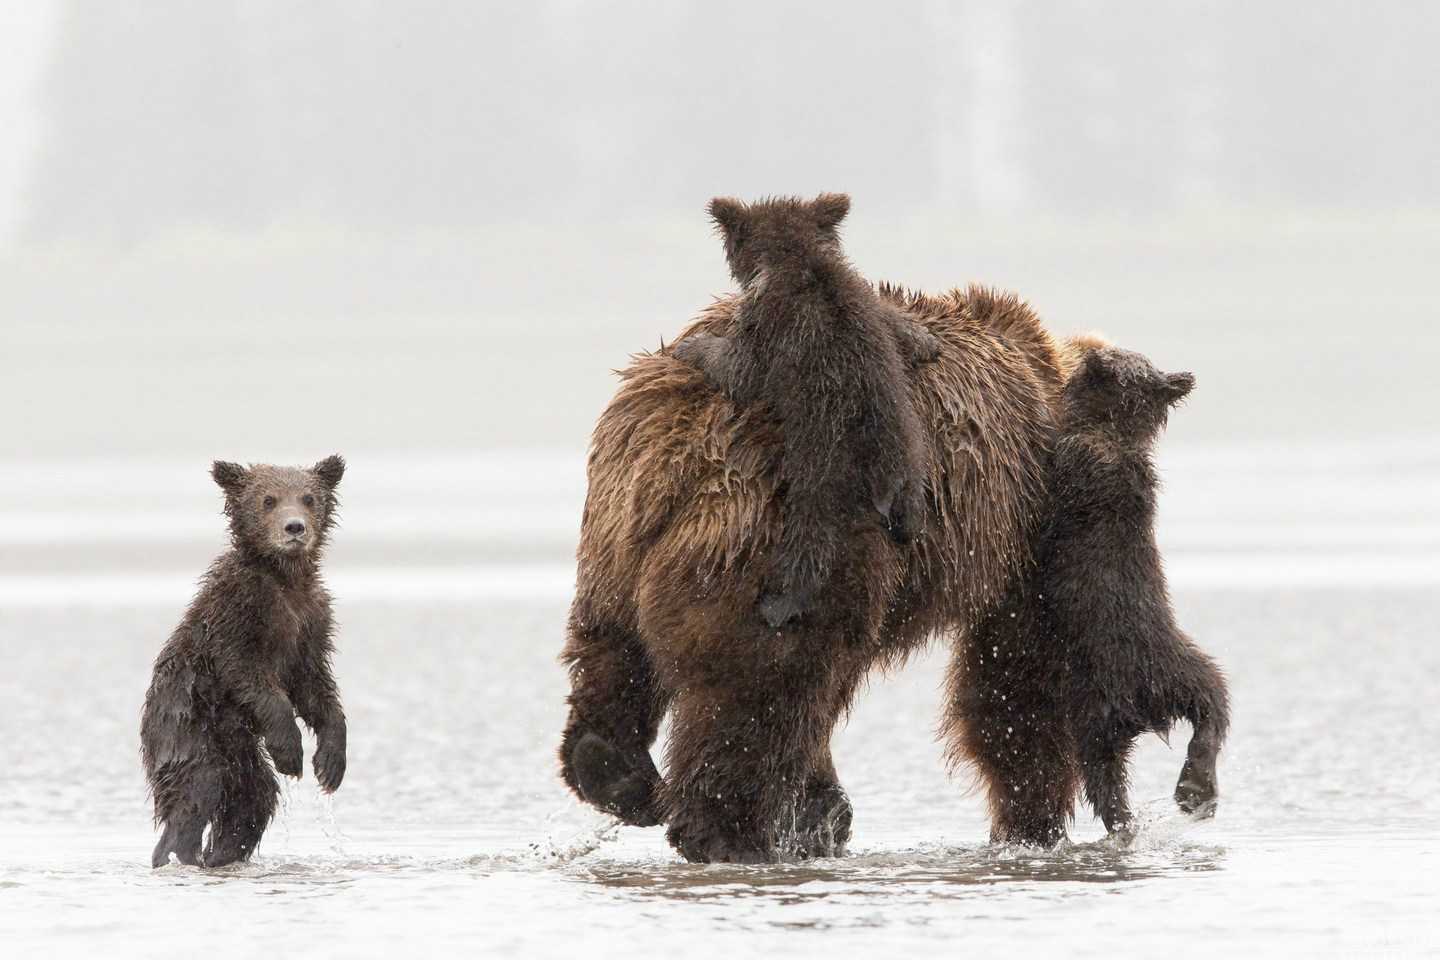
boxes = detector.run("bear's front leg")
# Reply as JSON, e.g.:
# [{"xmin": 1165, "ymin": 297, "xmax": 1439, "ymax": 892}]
[
  {"xmin": 312, "ymin": 715, "xmax": 347, "ymax": 794},
  {"xmin": 239, "ymin": 680, "xmax": 304, "ymax": 778},
  {"xmin": 662, "ymin": 674, "xmax": 832, "ymax": 863},
  {"xmin": 559, "ymin": 613, "xmax": 669, "ymax": 827}
]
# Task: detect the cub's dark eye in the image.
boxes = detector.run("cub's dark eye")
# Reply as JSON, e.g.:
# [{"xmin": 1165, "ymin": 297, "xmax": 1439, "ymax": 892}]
[
  {"xmin": 262, "ymin": 496, "xmax": 277, "ymax": 510},
  {"xmin": 301, "ymin": 494, "xmax": 316, "ymax": 508}
]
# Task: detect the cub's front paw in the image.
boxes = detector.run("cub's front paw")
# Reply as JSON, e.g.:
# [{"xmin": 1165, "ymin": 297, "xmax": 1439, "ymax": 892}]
[
  {"xmin": 268, "ymin": 726, "xmax": 304, "ymax": 778},
  {"xmin": 314, "ymin": 738, "xmax": 346, "ymax": 793},
  {"xmin": 671, "ymin": 333, "xmax": 718, "ymax": 368},
  {"xmin": 896, "ymin": 319, "xmax": 941, "ymax": 366}
]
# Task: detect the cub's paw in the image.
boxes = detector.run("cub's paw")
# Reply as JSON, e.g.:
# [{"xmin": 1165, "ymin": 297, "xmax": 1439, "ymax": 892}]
[
  {"xmin": 670, "ymin": 333, "xmax": 715, "ymax": 366},
  {"xmin": 1175, "ymin": 771, "xmax": 1219, "ymax": 819},
  {"xmin": 905, "ymin": 323, "xmax": 942, "ymax": 365},
  {"xmin": 885, "ymin": 498, "xmax": 924, "ymax": 546},
  {"xmin": 758, "ymin": 591, "xmax": 811, "ymax": 630},
  {"xmin": 314, "ymin": 739, "xmax": 346, "ymax": 793},
  {"xmin": 267, "ymin": 726, "xmax": 304, "ymax": 778}
]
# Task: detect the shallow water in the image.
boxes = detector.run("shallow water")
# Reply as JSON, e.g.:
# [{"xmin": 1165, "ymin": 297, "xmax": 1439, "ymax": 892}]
[{"xmin": 2, "ymin": 446, "xmax": 1438, "ymax": 956}]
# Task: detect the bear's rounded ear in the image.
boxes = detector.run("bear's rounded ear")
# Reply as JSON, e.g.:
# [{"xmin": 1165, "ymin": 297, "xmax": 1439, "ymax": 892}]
[
  {"xmin": 312, "ymin": 454, "xmax": 346, "ymax": 490},
  {"xmin": 1078, "ymin": 348, "xmax": 1109, "ymax": 382},
  {"xmin": 813, "ymin": 193, "xmax": 851, "ymax": 231},
  {"xmin": 708, "ymin": 197, "xmax": 747, "ymax": 240},
  {"xmin": 212, "ymin": 460, "xmax": 248, "ymax": 494},
  {"xmin": 1162, "ymin": 371, "xmax": 1196, "ymax": 404}
]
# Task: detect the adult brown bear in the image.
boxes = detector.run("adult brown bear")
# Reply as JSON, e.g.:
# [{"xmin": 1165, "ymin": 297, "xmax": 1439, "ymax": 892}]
[{"xmin": 560, "ymin": 241, "xmax": 1077, "ymax": 861}]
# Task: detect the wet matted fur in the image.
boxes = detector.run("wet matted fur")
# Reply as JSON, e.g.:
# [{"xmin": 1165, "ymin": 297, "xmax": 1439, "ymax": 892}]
[
  {"xmin": 561, "ymin": 284, "xmax": 1072, "ymax": 861},
  {"xmin": 950, "ymin": 346, "xmax": 1230, "ymax": 846},
  {"xmin": 141, "ymin": 456, "xmax": 348, "ymax": 868},
  {"xmin": 671, "ymin": 194, "xmax": 936, "ymax": 629}
]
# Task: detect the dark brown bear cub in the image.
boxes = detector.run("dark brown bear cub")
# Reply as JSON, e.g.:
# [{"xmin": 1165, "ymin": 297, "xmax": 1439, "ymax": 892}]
[
  {"xmin": 672, "ymin": 193, "xmax": 937, "ymax": 627},
  {"xmin": 141, "ymin": 456, "xmax": 348, "ymax": 868},
  {"xmin": 953, "ymin": 346, "xmax": 1229, "ymax": 846}
]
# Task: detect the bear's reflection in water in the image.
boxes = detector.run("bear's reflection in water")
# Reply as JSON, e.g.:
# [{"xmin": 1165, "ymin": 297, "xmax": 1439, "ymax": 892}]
[{"xmin": 577, "ymin": 841, "xmax": 1227, "ymax": 901}]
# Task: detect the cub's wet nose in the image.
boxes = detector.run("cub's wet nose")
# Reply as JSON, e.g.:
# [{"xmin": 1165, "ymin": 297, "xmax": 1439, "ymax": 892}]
[{"xmin": 284, "ymin": 519, "xmax": 307, "ymax": 537}]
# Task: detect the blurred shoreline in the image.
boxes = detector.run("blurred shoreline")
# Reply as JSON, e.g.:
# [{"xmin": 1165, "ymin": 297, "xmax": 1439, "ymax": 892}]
[
  {"xmin": 2, "ymin": 436, "xmax": 1434, "ymax": 602},
  {"xmin": 4, "ymin": 209, "xmax": 1439, "ymax": 461}
]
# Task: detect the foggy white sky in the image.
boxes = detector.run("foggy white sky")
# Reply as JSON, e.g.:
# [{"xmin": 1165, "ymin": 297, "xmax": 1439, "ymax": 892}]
[
  {"xmin": 1, "ymin": 2, "xmax": 1437, "ymax": 458},
  {"xmin": 0, "ymin": 2, "xmax": 55, "ymax": 245}
]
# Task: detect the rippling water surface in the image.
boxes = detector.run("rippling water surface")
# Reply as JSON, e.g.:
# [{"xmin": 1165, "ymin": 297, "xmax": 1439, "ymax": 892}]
[{"xmin": 1, "ymin": 445, "xmax": 1437, "ymax": 957}]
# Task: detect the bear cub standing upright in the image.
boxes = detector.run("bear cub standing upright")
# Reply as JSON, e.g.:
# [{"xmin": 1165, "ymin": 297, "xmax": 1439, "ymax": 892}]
[
  {"xmin": 673, "ymin": 193, "xmax": 938, "ymax": 627},
  {"xmin": 142, "ymin": 455, "xmax": 348, "ymax": 868},
  {"xmin": 954, "ymin": 345, "xmax": 1230, "ymax": 846}
]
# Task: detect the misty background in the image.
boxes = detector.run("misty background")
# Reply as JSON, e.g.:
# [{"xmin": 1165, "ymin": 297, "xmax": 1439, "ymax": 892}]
[
  {"xmin": 0, "ymin": 1, "xmax": 1436, "ymax": 589},
  {"xmin": 3, "ymin": 10, "xmax": 1438, "ymax": 952}
]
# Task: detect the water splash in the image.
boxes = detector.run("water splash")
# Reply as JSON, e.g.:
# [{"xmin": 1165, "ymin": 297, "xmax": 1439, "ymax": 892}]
[
  {"xmin": 525, "ymin": 808, "xmax": 622, "ymax": 864},
  {"xmin": 314, "ymin": 788, "xmax": 349, "ymax": 856}
]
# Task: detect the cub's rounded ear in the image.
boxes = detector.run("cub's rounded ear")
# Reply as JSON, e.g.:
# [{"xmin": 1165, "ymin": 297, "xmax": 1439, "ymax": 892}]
[
  {"xmin": 1162, "ymin": 371, "xmax": 1196, "ymax": 404},
  {"xmin": 1078, "ymin": 348, "xmax": 1110, "ymax": 381},
  {"xmin": 313, "ymin": 454, "xmax": 346, "ymax": 490},
  {"xmin": 813, "ymin": 192, "xmax": 851, "ymax": 230},
  {"xmin": 708, "ymin": 197, "xmax": 747, "ymax": 239},
  {"xmin": 212, "ymin": 460, "xmax": 248, "ymax": 494}
]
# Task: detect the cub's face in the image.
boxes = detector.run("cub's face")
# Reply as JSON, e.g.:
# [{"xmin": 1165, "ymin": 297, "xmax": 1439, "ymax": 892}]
[
  {"xmin": 211, "ymin": 455, "xmax": 345, "ymax": 560},
  {"xmin": 708, "ymin": 193, "xmax": 851, "ymax": 288},
  {"xmin": 1066, "ymin": 347, "xmax": 1194, "ymax": 439}
]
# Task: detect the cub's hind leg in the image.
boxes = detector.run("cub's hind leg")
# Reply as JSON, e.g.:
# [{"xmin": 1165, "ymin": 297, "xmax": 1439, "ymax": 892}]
[
  {"xmin": 559, "ymin": 612, "xmax": 669, "ymax": 826},
  {"xmin": 149, "ymin": 762, "xmax": 210, "ymax": 868},
  {"xmin": 202, "ymin": 740, "xmax": 279, "ymax": 868},
  {"xmin": 1166, "ymin": 645, "xmax": 1231, "ymax": 818}
]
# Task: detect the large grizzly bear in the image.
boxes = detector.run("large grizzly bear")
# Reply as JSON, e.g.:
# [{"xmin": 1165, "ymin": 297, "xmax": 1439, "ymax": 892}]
[
  {"xmin": 142, "ymin": 456, "xmax": 348, "ymax": 868},
  {"xmin": 560, "ymin": 272, "xmax": 1071, "ymax": 862},
  {"xmin": 671, "ymin": 193, "xmax": 936, "ymax": 627},
  {"xmin": 951, "ymin": 345, "xmax": 1230, "ymax": 846}
]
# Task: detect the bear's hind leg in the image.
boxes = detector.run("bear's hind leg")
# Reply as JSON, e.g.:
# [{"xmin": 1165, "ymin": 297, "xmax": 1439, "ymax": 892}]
[
  {"xmin": 202, "ymin": 745, "xmax": 278, "ymax": 868},
  {"xmin": 1168, "ymin": 647, "xmax": 1231, "ymax": 818},
  {"xmin": 792, "ymin": 659, "xmax": 867, "ymax": 859},
  {"xmin": 151, "ymin": 807, "xmax": 206, "ymax": 868},
  {"xmin": 559, "ymin": 615, "xmax": 669, "ymax": 827},
  {"xmin": 662, "ymin": 668, "xmax": 838, "ymax": 864},
  {"xmin": 148, "ymin": 759, "xmax": 215, "ymax": 867},
  {"xmin": 795, "ymin": 751, "xmax": 854, "ymax": 860},
  {"xmin": 945, "ymin": 611, "xmax": 1077, "ymax": 848}
]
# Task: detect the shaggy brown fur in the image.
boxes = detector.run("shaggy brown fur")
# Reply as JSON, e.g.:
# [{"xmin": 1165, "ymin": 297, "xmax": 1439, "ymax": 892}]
[
  {"xmin": 141, "ymin": 456, "xmax": 347, "ymax": 868},
  {"xmin": 671, "ymin": 194, "xmax": 937, "ymax": 628},
  {"xmin": 951, "ymin": 346, "xmax": 1230, "ymax": 845},
  {"xmin": 560, "ymin": 282, "xmax": 1069, "ymax": 862}
]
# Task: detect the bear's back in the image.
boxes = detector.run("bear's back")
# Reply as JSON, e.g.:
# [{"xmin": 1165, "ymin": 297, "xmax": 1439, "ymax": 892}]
[{"xmin": 575, "ymin": 285, "xmax": 1066, "ymax": 634}]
